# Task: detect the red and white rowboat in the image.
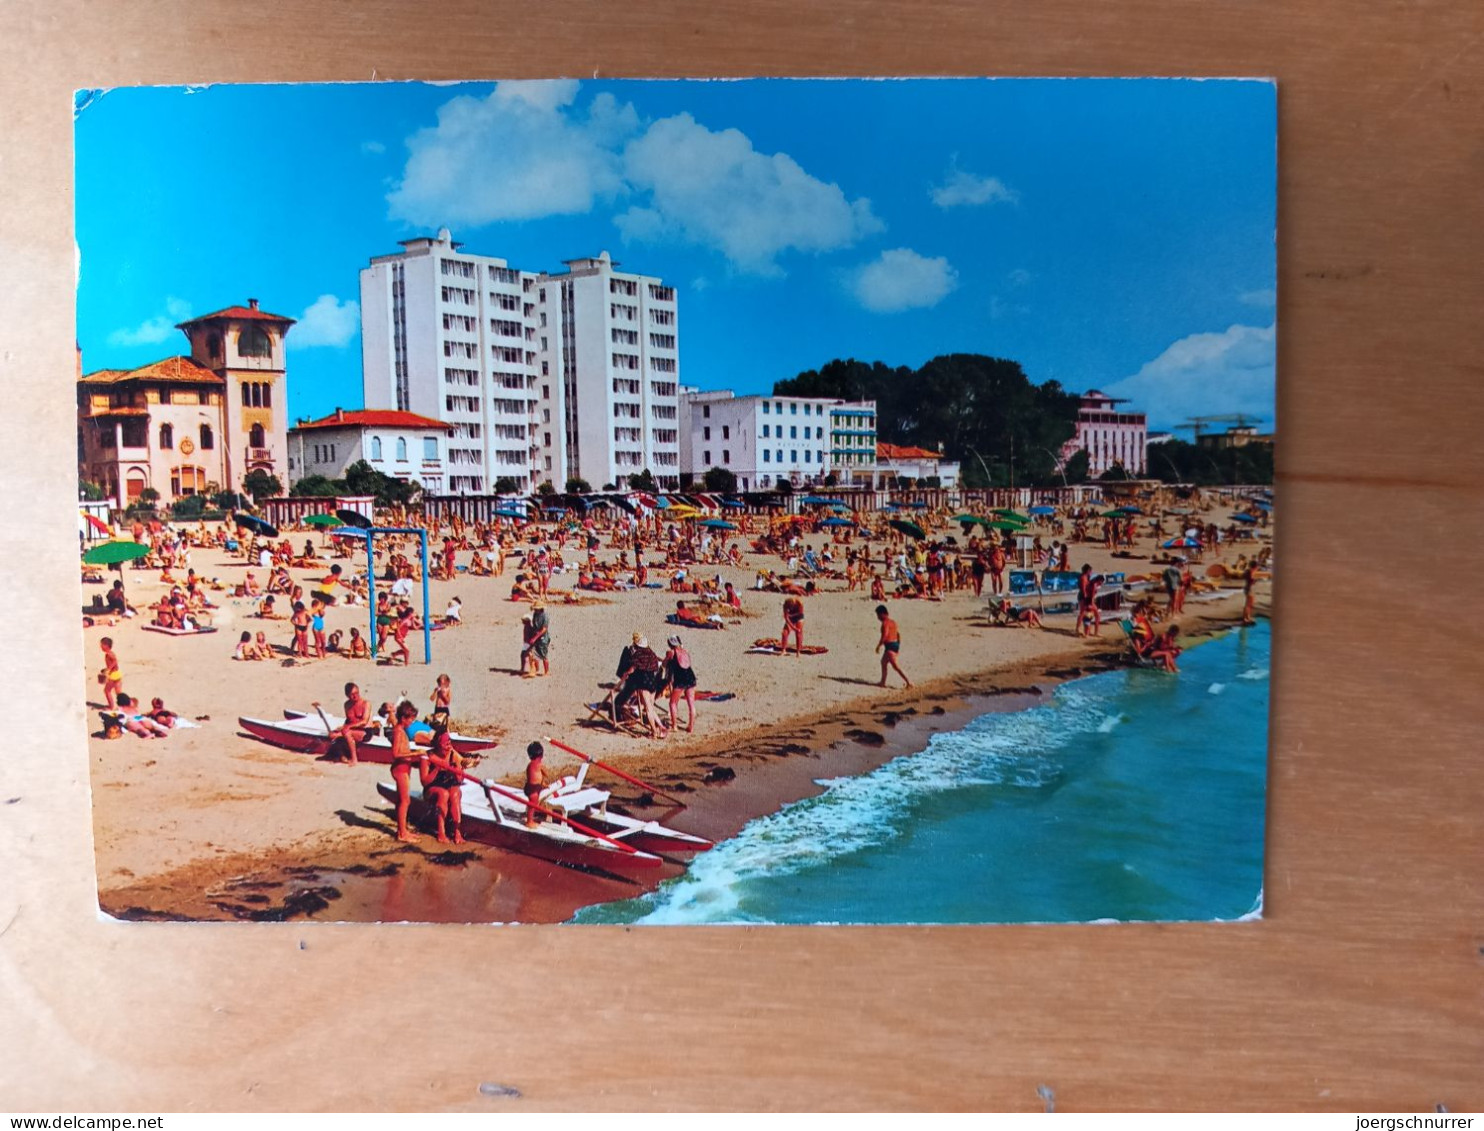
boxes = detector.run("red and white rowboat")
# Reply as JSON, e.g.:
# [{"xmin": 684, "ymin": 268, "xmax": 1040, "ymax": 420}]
[
  {"xmin": 238, "ymin": 712, "xmax": 496, "ymax": 762},
  {"xmin": 376, "ymin": 778, "xmax": 668, "ymax": 875}
]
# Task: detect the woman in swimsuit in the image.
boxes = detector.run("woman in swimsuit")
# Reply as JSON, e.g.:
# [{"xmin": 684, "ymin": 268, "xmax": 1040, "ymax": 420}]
[
  {"xmin": 388, "ymin": 700, "xmax": 424, "ymax": 842},
  {"xmin": 420, "ymin": 728, "xmax": 465, "ymax": 844},
  {"xmin": 663, "ymin": 635, "xmax": 699, "ymax": 733}
]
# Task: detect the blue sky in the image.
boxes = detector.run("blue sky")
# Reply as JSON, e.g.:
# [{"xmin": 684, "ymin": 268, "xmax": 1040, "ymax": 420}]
[{"xmin": 75, "ymin": 78, "xmax": 1276, "ymax": 432}]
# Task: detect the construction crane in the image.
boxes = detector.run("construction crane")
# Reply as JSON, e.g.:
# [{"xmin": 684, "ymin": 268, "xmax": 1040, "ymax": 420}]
[{"xmin": 1176, "ymin": 413, "xmax": 1264, "ymax": 439}]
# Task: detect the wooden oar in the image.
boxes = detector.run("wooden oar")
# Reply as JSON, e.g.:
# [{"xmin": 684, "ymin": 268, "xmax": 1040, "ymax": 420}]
[
  {"xmin": 544, "ymin": 736, "xmax": 688, "ymax": 807},
  {"xmin": 309, "ymin": 702, "xmax": 341, "ymax": 759}
]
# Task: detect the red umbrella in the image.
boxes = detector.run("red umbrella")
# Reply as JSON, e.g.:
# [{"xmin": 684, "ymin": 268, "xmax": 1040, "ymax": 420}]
[{"xmin": 81, "ymin": 512, "xmax": 110, "ymax": 534}]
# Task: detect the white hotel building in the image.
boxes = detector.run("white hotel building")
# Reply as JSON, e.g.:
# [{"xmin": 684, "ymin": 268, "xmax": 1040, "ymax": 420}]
[
  {"xmin": 360, "ymin": 231, "xmax": 680, "ymax": 493},
  {"xmin": 679, "ymin": 390, "xmax": 878, "ymax": 490}
]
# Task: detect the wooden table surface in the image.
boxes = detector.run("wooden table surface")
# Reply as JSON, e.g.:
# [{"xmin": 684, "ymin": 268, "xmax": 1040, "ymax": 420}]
[{"xmin": 1, "ymin": 0, "xmax": 1480, "ymax": 1112}]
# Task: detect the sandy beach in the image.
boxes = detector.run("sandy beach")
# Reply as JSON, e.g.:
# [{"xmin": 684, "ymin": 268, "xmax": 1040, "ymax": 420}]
[{"xmin": 83, "ymin": 500, "xmax": 1272, "ymax": 923}]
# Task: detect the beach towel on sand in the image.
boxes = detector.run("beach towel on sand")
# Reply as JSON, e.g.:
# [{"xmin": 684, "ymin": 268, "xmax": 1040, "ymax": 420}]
[{"xmin": 142, "ymin": 624, "xmax": 219, "ymax": 636}]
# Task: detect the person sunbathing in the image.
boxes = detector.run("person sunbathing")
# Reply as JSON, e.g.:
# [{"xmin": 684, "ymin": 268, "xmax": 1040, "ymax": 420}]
[
  {"xmin": 673, "ymin": 600, "xmax": 719, "ymax": 629},
  {"xmin": 113, "ymin": 694, "xmax": 171, "ymax": 738},
  {"xmin": 256, "ymin": 594, "xmax": 281, "ymax": 619},
  {"xmin": 509, "ymin": 574, "xmax": 534, "ymax": 602}
]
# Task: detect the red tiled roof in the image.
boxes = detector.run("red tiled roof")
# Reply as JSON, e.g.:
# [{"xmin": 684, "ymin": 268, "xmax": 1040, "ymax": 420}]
[
  {"xmin": 292, "ymin": 409, "xmax": 449, "ymax": 432},
  {"xmin": 177, "ymin": 304, "xmax": 296, "ymax": 327},
  {"xmin": 877, "ymin": 442, "xmax": 942, "ymax": 461},
  {"xmin": 79, "ymin": 355, "xmax": 224, "ymax": 385}
]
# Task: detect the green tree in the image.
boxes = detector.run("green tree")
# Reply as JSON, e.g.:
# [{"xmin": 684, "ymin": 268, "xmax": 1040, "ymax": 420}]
[
  {"xmin": 702, "ymin": 466, "xmax": 738, "ymax": 493},
  {"xmin": 171, "ymin": 494, "xmax": 207, "ymax": 519},
  {"xmin": 1098, "ymin": 462, "xmax": 1131, "ymax": 482},
  {"xmin": 137, "ymin": 487, "xmax": 160, "ymax": 507},
  {"xmin": 1062, "ymin": 449, "xmax": 1091, "ymax": 485},
  {"xmin": 774, "ymin": 478, "xmax": 794, "ymax": 495},
  {"xmin": 1145, "ymin": 438, "xmax": 1273, "ymax": 486},
  {"xmin": 823, "ymin": 472, "xmax": 839, "ymax": 487},
  {"xmin": 493, "ymin": 476, "xmax": 519, "ymax": 494},
  {"xmin": 290, "ymin": 475, "xmax": 341, "ymax": 498},
  {"xmin": 535, "ymin": 480, "xmax": 555, "ymax": 496},
  {"xmin": 78, "ymin": 479, "xmax": 108, "ymax": 501},
  {"xmin": 628, "ymin": 469, "xmax": 656, "ymax": 492},
  {"xmin": 677, "ymin": 472, "xmax": 695, "ymax": 489},
  {"xmin": 242, "ymin": 469, "xmax": 283, "ymax": 500},
  {"xmin": 777, "ymin": 353, "xmax": 1079, "ymax": 489},
  {"xmin": 565, "ymin": 477, "xmax": 591, "ymax": 493}
]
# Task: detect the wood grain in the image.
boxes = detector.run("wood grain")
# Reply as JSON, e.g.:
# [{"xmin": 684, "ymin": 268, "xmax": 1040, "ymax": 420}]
[{"xmin": 1, "ymin": 0, "xmax": 1481, "ymax": 1111}]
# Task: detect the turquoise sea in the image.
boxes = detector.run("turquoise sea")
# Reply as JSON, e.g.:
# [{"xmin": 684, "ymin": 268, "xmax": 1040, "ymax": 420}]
[{"xmin": 575, "ymin": 620, "xmax": 1270, "ymax": 925}]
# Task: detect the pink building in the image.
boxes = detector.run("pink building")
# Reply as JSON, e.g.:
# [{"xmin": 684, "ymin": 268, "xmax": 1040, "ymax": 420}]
[{"xmin": 1061, "ymin": 390, "xmax": 1147, "ymax": 477}]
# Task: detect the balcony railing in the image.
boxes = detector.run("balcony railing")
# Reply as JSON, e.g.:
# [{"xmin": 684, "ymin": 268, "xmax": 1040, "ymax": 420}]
[{"xmin": 246, "ymin": 447, "xmax": 274, "ymax": 463}]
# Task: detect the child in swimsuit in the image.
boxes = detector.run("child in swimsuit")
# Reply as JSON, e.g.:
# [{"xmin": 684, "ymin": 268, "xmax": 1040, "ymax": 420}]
[{"xmin": 524, "ymin": 741, "xmax": 546, "ymax": 827}]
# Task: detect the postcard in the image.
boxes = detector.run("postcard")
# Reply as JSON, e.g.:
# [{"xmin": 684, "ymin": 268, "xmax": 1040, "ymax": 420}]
[{"xmin": 74, "ymin": 78, "xmax": 1275, "ymax": 924}]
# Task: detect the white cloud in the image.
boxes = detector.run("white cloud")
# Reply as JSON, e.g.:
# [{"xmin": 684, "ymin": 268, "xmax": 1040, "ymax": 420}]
[
  {"xmin": 290, "ymin": 295, "xmax": 359, "ymax": 348},
  {"xmin": 1102, "ymin": 323, "xmax": 1276, "ymax": 431},
  {"xmin": 1239, "ymin": 288, "xmax": 1276, "ymax": 307},
  {"xmin": 931, "ymin": 162, "xmax": 1018, "ymax": 208},
  {"xmin": 361, "ymin": 140, "xmax": 386, "ymax": 155},
  {"xmin": 387, "ymin": 80, "xmax": 637, "ymax": 226},
  {"xmin": 617, "ymin": 113, "xmax": 882, "ymax": 276},
  {"xmin": 107, "ymin": 297, "xmax": 192, "ymax": 347},
  {"xmin": 850, "ymin": 248, "xmax": 958, "ymax": 313}
]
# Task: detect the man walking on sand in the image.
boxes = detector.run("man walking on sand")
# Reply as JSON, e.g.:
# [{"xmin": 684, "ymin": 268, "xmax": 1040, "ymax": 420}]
[{"xmin": 875, "ymin": 605, "xmax": 911, "ymax": 688}]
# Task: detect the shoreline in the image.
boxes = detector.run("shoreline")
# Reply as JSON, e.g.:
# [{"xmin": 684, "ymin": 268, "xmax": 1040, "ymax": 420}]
[{"xmin": 97, "ymin": 606, "xmax": 1258, "ymax": 924}]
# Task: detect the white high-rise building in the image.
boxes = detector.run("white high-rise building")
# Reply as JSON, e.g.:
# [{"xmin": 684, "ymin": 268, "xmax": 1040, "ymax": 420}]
[
  {"xmin": 360, "ymin": 232, "xmax": 680, "ymax": 494},
  {"xmin": 536, "ymin": 252, "xmax": 680, "ymax": 491}
]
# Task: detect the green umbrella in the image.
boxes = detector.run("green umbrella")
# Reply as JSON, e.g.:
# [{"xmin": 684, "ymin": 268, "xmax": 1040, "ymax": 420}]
[
  {"xmin": 983, "ymin": 520, "xmax": 1025, "ymax": 532},
  {"xmin": 1099, "ymin": 510, "xmax": 1126, "ymax": 519},
  {"xmin": 82, "ymin": 540, "xmax": 151, "ymax": 598},
  {"xmin": 993, "ymin": 509, "xmax": 1030, "ymax": 524},
  {"xmin": 303, "ymin": 513, "xmax": 344, "ymax": 528},
  {"xmin": 950, "ymin": 513, "xmax": 980, "ymax": 523},
  {"xmin": 888, "ymin": 518, "xmax": 926, "ymax": 540},
  {"xmin": 82, "ymin": 540, "xmax": 151, "ymax": 566}
]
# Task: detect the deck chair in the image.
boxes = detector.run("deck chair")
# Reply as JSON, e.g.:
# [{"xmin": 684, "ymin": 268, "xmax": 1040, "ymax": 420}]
[{"xmin": 1118, "ymin": 619, "xmax": 1159, "ymax": 666}]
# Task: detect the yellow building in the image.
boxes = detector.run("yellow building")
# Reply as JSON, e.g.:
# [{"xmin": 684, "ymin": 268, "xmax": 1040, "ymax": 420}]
[{"xmin": 77, "ymin": 300, "xmax": 295, "ymax": 507}]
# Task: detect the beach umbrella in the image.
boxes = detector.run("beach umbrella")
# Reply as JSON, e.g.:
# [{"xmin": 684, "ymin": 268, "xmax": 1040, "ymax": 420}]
[
  {"xmin": 888, "ymin": 518, "xmax": 926, "ymax": 540},
  {"xmin": 83, "ymin": 540, "xmax": 150, "ymax": 566},
  {"xmin": 493, "ymin": 507, "xmax": 527, "ymax": 520},
  {"xmin": 883, "ymin": 501, "xmax": 902, "ymax": 510},
  {"xmin": 983, "ymin": 520, "xmax": 1025, "ymax": 532},
  {"xmin": 820, "ymin": 516, "xmax": 856, "ymax": 528},
  {"xmin": 653, "ymin": 496, "xmax": 670, "ymax": 509},
  {"xmin": 950, "ymin": 513, "xmax": 979, "ymax": 523},
  {"xmin": 993, "ymin": 509, "xmax": 1031, "ymax": 524},
  {"xmin": 719, "ymin": 498, "xmax": 745, "ymax": 509},
  {"xmin": 907, "ymin": 501, "xmax": 930, "ymax": 509},
  {"xmin": 699, "ymin": 518, "xmax": 737, "ymax": 530},
  {"xmin": 235, "ymin": 513, "xmax": 278, "ymax": 538},
  {"xmin": 82, "ymin": 539, "xmax": 151, "ymax": 597},
  {"xmin": 303, "ymin": 513, "xmax": 343, "ymax": 528},
  {"xmin": 80, "ymin": 512, "xmax": 110, "ymax": 536},
  {"xmin": 1028, "ymin": 506, "xmax": 1055, "ymax": 516},
  {"xmin": 1253, "ymin": 500, "xmax": 1272, "ymax": 510},
  {"xmin": 1098, "ymin": 510, "xmax": 1126, "ymax": 519},
  {"xmin": 335, "ymin": 508, "xmax": 372, "ymax": 529},
  {"xmin": 1232, "ymin": 513, "xmax": 1258, "ymax": 523},
  {"xmin": 1162, "ymin": 537, "xmax": 1200, "ymax": 549}
]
